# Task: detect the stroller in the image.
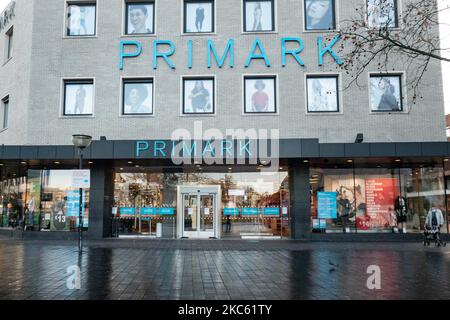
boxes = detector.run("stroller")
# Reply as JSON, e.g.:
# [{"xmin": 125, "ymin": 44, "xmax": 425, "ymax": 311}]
[{"xmin": 423, "ymin": 225, "xmax": 446, "ymax": 247}]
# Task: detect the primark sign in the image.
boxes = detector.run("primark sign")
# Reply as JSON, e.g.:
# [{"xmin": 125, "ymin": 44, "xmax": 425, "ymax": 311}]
[
  {"xmin": 0, "ymin": 1, "xmax": 15, "ymax": 31},
  {"xmin": 119, "ymin": 35, "xmax": 343, "ymax": 69},
  {"xmin": 135, "ymin": 122, "xmax": 280, "ymax": 172}
]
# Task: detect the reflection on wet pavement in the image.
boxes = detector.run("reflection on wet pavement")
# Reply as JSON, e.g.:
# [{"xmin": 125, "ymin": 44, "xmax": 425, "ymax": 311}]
[{"xmin": 0, "ymin": 240, "xmax": 448, "ymax": 300}]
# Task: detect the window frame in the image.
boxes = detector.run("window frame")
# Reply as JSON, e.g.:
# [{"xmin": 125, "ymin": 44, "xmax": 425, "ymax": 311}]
[
  {"xmin": 366, "ymin": 0, "xmax": 400, "ymax": 29},
  {"xmin": 305, "ymin": 74, "xmax": 340, "ymax": 114},
  {"xmin": 183, "ymin": 0, "xmax": 215, "ymax": 34},
  {"xmin": 368, "ymin": 73, "xmax": 405, "ymax": 113},
  {"xmin": 5, "ymin": 26, "xmax": 13, "ymax": 61},
  {"xmin": 65, "ymin": 1, "xmax": 98, "ymax": 37},
  {"xmin": 121, "ymin": 78, "xmax": 155, "ymax": 116},
  {"xmin": 181, "ymin": 76, "xmax": 216, "ymax": 116},
  {"xmin": 243, "ymin": 75, "xmax": 278, "ymax": 115},
  {"xmin": 62, "ymin": 79, "xmax": 95, "ymax": 117},
  {"xmin": 243, "ymin": 0, "xmax": 276, "ymax": 33},
  {"xmin": 303, "ymin": 0, "xmax": 337, "ymax": 32},
  {"xmin": 1, "ymin": 96, "xmax": 9, "ymax": 130},
  {"xmin": 124, "ymin": 1, "xmax": 156, "ymax": 36}
]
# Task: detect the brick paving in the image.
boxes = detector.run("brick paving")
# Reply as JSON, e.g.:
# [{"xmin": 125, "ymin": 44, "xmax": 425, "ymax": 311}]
[{"xmin": 0, "ymin": 238, "xmax": 449, "ymax": 300}]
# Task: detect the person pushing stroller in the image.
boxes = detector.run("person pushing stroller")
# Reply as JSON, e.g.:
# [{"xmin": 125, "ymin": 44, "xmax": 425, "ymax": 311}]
[{"xmin": 423, "ymin": 206, "xmax": 446, "ymax": 247}]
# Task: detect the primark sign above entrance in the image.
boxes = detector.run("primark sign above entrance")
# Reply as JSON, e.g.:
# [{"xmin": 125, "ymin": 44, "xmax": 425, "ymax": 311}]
[
  {"xmin": 135, "ymin": 122, "xmax": 280, "ymax": 172},
  {"xmin": 119, "ymin": 35, "xmax": 344, "ymax": 70}
]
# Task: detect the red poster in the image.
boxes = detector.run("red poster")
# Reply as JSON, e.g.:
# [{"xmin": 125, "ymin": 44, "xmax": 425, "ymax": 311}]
[{"xmin": 363, "ymin": 178, "xmax": 399, "ymax": 229}]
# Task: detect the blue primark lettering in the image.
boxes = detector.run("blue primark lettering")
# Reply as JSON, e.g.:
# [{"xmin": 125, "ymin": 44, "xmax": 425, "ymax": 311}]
[
  {"xmin": 239, "ymin": 141, "xmax": 251, "ymax": 157},
  {"xmin": 154, "ymin": 141, "xmax": 166, "ymax": 157},
  {"xmin": 187, "ymin": 40, "xmax": 193, "ymax": 69},
  {"xmin": 203, "ymin": 141, "xmax": 216, "ymax": 157},
  {"xmin": 120, "ymin": 37, "xmax": 344, "ymax": 70},
  {"xmin": 182, "ymin": 141, "xmax": 197, "ymax": 157},
  {"xmin": 318, "ymin": 35, "xmax": 343, "ymax": 66},
  {"xmin": 245, "ymin": 38, "xmax": 271, "ymax": 68},
  {"xmin": 136, "ymin": 141, "xmax": 149, "ymax": 157},
  {"xmin": 153, "ymin": 40, "xmax": 176, "ymax": 70},
  {"xmin": 119, "ymin": 40, "xmax": 142, "ymax": 70},
  {"xmin": 222, "ymin": 140, "xmax": 233, "ymax": 157},
  {"xmin": 281, "ymin": 38, "xmax": 305, "ymax": 67},
  {"xmin": 207, "ymin": 39, "xmax": 234, "ymax": 68}
]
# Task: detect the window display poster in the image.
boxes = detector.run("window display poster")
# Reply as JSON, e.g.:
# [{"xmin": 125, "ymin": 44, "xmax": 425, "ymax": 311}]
[
  {"xmin": 185, "ymin": 2, "xmax": 213, "ymax": 33},
  {"xmin": 66, "ymin": 189, "xmax": 88, "ymax": 227},
  {"xmin": 364, "ymin": 178, "xmax": 399, "ymax": 229},
  {"xmin": 245, "ymin": 1, "xmax": 273, "ymax": 32},
  {"xmin": 317, "ymin": 192, "xmax": 337, "ymax": 219}
]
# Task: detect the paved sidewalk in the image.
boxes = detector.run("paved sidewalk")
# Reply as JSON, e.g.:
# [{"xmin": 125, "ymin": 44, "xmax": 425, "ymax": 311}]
[{"xmin": 0, "ymin": 239, "xmax": 449, "ymax": 300}]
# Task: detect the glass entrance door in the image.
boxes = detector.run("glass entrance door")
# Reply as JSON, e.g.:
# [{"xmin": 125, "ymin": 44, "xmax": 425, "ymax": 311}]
[{"xmin": 181, "ymin": 192, "xmax": 216, "ymax": 238}]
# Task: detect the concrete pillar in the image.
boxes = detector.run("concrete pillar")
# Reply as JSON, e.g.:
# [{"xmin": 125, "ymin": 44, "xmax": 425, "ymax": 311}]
[
  {"xmin": 87, "ymin": 161, "xmax": 114, "ymax": 239},
  {"xmin": 289, "ymin": 162, "xmax": 310, "ymax": 240}
]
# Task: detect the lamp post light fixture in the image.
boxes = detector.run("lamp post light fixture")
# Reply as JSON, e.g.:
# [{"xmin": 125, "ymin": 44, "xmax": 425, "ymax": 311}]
[{"xmin": 72, "ymin": 134, "xmax": 92, "ymax": 254}]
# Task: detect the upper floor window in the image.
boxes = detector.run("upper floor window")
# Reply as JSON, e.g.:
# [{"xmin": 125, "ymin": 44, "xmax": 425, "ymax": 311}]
[
  {"xmin": 367, "ymin": 0, "xmax": 399, "ymax": 28},
  {"xmin": 183, "ymin": 77, "xmax": 215, "ymax": 114},
  {"xmin": 63, "ymin": 79, "xmax": 94, "ymax": 116},
  {"xmin": 244, "ymin": 76, "xmax": 277, "ymax": 114},
  {"xmin": 125, "ymin": 1, "xmax": 155, "ymax": 35},
  {"xmin": 5, "ymin": 26, "xmax": 13, "ymax": 60},
  {"xmin": 304, "ymin": 0, "xmax": 335, "ymax": 31},
  {"xmin": 306, "ymin": 75, "xmax": 339, "ymax": 113},
  {"xmin": 66, "ymin": 2, "xmax": 97, "ymax": 36},
  {"xmin": 369, "ymin": 74, "xmax": 403, "ymax": 112},
  {"xmin": 183, "ymin": 0, "xmax": 214, "ymax": 33},
  {"xmin": 1, "ymin": 96, "xmax": 9, "ymax": 130},
  {"xmin": 243, "ymin": 0, "xmax": 275, "ymax": 32},
  {"xmin": 122, "ymin": 79, "xmax": 154, "ymax": 115}
]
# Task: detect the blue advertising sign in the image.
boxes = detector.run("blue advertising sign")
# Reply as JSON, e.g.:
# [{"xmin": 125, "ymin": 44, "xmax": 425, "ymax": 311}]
[
  {"xmin": 264, "ymin": 207, "xmax": 280, "ymax": 216},
  {"xmin": 158, "ymin": 208, "xmax": 175, "ymax": 215},
  {"xmin": 224, "ymin": 208, "xmax": 239, "ymax": 216},
  {"xmin": 141, "ymin": 207, "xmax": 157, "ymax": 215},
  {"xmin": 120, "ymin": 207, "xmax": 136, "ymax": 216},
  {"xmin": 66, "ymin": 190, "xmax": 88, "ymax": 227},
  {"xmin": 242, "ymin": 208, "xmax": 258, "ymax": 216},
  {"xmin": 317, "ymin": 192, "xmax": 337, "ymax": 219}
]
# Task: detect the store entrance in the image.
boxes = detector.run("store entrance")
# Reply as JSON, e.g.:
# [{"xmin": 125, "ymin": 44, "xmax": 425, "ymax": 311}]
[{"xmin": 177, "ymin": 186, "xmax": 221, "ymax": 239}]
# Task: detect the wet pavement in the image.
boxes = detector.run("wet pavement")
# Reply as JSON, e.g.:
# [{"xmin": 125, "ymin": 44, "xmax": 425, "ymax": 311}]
[{"xmin": 0, "ymin": 238, "xmax": 449, "ymax": 300}]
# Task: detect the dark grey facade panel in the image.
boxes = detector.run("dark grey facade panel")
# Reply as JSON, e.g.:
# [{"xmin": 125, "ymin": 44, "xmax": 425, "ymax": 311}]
[
  {"xmin": 395, "ymin": 143, "xmax": 422, "ymax": 157},
  {"xmin": 369, "ymin": 143, "xmax": 397, "ymax": 157},
  {"xmin": 319, "ymin": 143, "xmax": 345, "ymax": 157},
  {"xmin": 90, "ymin": 141, "xmax": 114, "ymax": 159},
  {"xmin": 20, "ymin": 146, "xmax": 39, "ymax": 159},
  {"xmin": 279, "ymin": 139, "xmax": 302, "ymax": 158},
  {"xmin": 1, "ymin": 140, "xmax": 450, "ymax": 160},
  {"xmin": 300, "ymin": 139, "xmax": 320, "ymax": 157},
  {"xmin": 420, "ymin": 142, "xmax": 448, "ymax": 157},
  {"xmin": 113, "ymin": 141, "xmax": 136, "ymax": 159},
  {"xmin": 2, "ymin": 146, "xmax": 20, "ymax": 159},
  {"xmin": 55, "ymin": 146, "xmax": 76, "ymax": 160},
  {"xmin": 344, "ymin": 143, "xmax": 371, "ymax": 157},
  {"xmin": 37, "ymin": 146, "xmax": 57, "ymax": 159}
]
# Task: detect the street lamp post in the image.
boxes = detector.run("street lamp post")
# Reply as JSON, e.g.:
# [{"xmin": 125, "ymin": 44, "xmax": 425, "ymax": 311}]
[{"xmin": 72, "ymin": 134, "xmax": 92, "ymax": 253}]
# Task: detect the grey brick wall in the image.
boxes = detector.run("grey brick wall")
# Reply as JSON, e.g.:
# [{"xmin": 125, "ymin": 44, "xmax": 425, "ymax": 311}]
[{"xmin": 0, "ymin": 0, "xmax": 447, "ymax": 146}]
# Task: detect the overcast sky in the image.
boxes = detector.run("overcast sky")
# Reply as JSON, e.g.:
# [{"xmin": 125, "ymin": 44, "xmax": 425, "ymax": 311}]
[{"xmin": 0, "ymin": 0, "xmax": 449, "ymax": 113}]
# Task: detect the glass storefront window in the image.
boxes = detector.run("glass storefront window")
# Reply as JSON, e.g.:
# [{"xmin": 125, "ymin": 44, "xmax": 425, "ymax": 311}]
[
  {"xmin": 311, "ymin": 163, "xmax": 449, "ymax": 234},
  {"xmin": 310, "ymin": 168, "xmax": 356, "ymax": 233},
  {"xmin": 399, "ymin": 167, "xmax": 447, "ymax": 234},
  {"xmin": 113, "ymin": 170, "xmax": 289, "ymax": 239},
  {"xmin": 0, "ymin": 176, "xmax": 27, "ymax": 229}
]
